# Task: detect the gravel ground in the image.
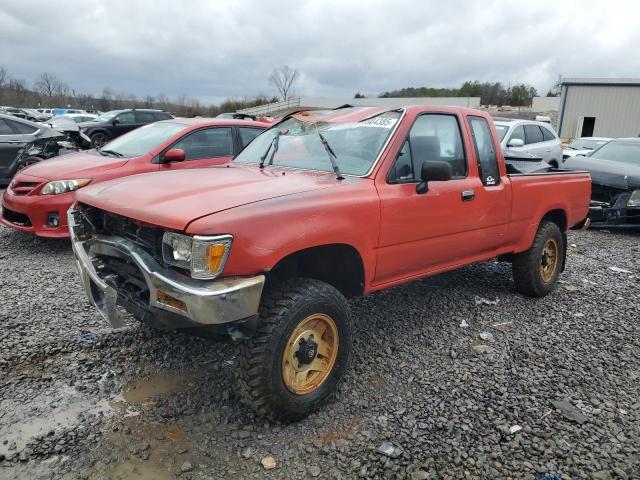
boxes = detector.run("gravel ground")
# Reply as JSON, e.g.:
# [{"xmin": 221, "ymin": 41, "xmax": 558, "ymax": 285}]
[{"xmin": 0, "ymin": 222, "xmax": 639, "ymax": 480}]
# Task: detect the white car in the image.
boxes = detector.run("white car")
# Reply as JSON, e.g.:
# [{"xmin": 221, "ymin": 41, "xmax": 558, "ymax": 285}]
[
  {"xmin": 562, "ymin": 137, "xmax": 611, "ymax": 160},
  {"xmin": 493, "ymin": 118, "xmax": 563, "ymax": 168},
  {"xmin": 62, "ymin": 113, "xmax": 98, "ymax": 123}
]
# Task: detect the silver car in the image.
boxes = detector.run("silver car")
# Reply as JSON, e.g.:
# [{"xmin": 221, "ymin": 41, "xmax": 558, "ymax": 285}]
[{"xmin": 493, "ymin": 119, "xmax": 563, "ymax": 168}]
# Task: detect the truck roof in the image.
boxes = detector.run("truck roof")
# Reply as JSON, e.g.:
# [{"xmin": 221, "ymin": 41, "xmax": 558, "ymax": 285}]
[
  {"xmin": 164, "ymin": 117, "xmax": 272, "ymax": 128},
  {"xmin": 290, "ymin": 105, "xmax": 488, "ymax": 124}
]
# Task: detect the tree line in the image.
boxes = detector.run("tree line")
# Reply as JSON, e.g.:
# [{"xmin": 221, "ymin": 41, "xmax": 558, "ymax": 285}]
[
  {"xmin": 377, "ymin": 80, "xmax": 540, "ymax": 107},
  {"xmin": 0, "ymin": 66, "xmax": 277, "ymax": 117}
]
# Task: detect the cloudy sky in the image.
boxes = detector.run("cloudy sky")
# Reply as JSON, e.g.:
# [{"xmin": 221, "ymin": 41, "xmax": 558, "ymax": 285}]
[{"xmin": 1, "ymin": 0, "xmax": 639, "ymax": 105}]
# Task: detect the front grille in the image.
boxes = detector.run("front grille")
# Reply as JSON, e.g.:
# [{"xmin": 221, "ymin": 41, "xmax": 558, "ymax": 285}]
[
  {"xmin": 11, "ymin": 182, "xmax": 41, "ymax": 196},
  {"xmin": 78, "ymin": 204, "xmax": 164, "ymax": 262},
  {"xmin": 94, "ymin": 255, "xmax": 150, "ymax": 312},
  {"xmin": 2, "ymin": 207, "xmax": 32, "ymax": 227}
]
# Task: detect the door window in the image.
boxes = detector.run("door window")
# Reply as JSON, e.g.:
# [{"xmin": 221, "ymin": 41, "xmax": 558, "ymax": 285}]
[
  {"xmin": 524, "ymin": 125, "xmax": 544, "ymax": 144},
  {"xmin": 541, "ymin": 126, "xmax": 556, "ymax": 141},
  {"xmin": 116, "ymin": 112, "xmax": 136, "ymax": 124},
  {"xmin": 172, "ymin": 127, "xmax": 234, "ymax": 160},
  {"xmin": 0, "ymin": 119, "xmax": 15, "ymax": 135},
  {"xmin": 136, "ymin": 112, "xmax": 157, "ymax": 123},
  {"xmin": 239, "ymin": 127, "xmax": 263, "ymax": 147},
  {"xmin": 12, "ymin": 121, "xmax": 38, "ymax": 134},
  {"xmin": 388, "ymin": 114, "xmax": 466, "ymax": 182},
  {"xmin": 469, "ymin": 116, "xmax": 500, "ymax": 186}
]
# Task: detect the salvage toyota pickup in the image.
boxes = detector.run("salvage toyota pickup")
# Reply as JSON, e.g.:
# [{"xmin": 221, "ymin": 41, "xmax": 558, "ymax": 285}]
[{"xmin": 68, "ymin": 106, "xmax": 592, "ymax": 421}]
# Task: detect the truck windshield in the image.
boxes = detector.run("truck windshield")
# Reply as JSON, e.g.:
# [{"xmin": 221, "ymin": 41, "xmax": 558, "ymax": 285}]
[
  {"xmin": 100, "ymin": 122, "xmax": 186, "ymax": 157},
  {"xmin": 590, "ymin": 142, "xmax": 640, "ymax": 165},
  {"xmin": 233, "ymin": 111, "xmax": 402, "ymax": 176}
]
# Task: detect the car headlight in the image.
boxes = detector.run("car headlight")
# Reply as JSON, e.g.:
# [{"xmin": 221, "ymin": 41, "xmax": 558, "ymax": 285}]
[
  {"xmin": 628, "ymin": 189, "xmax": 640, "ymax": 207},
  {"xmin": 162, "ymin": 232, "xmax": 232, "ymax": 279},
  {"xmin": 39, "ymin": 179, "xmax": 91, "ymax": 195}
]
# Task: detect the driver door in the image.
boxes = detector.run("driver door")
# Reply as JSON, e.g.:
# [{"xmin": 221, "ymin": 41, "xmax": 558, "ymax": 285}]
[{"xmin": 374, "ymin": 112, "xmax": 495, "ymax": 286}]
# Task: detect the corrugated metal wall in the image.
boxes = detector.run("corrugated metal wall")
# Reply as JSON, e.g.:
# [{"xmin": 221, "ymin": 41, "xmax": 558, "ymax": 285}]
[{"xmin": 559, "ymin": 85, "xmax": 640, "ymax": 138}]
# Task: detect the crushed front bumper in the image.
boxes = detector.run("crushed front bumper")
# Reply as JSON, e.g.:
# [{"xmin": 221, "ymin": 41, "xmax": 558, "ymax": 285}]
[{"xmin": 68, "ymin": 208, "xmax": 265, "ymax": 330}]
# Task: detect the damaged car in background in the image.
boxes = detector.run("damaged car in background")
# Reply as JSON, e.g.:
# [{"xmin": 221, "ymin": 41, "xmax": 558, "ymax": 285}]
[
  {"xmin": 564, "ymin": 138, "xmax": 640, "ymax": 227},
  {"xmin": 0, "ymin": 114, "xmax": 81, "ymax": 185}
]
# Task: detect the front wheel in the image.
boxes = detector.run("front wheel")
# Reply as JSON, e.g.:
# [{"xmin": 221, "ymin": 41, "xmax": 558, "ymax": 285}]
[
  {"xmin": 90, "ymin": 132, "xmax": 109, "ymax": 148},
  {"xmin": 236, "ymin": 278, "xmax": 352, "ymax": 422},
  {"xmin": 512, "ymin": 221, "xmax": 564, "ymax": 297}
]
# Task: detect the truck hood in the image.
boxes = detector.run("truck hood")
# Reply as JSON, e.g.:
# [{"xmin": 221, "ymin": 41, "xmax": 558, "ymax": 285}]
[
  {"xmin": 564, "ymin": 156, "xmax": 640, "ymax": 190},
  {"xmin": 20, "ymin": 151, "xmax": 129, "ymax": 181},
  {"xmin": 76, "ymin": 164, "xmax": 341, "ymax": 231}
]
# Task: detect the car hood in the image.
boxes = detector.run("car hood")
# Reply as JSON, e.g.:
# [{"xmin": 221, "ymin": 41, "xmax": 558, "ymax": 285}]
[
  {"xmin": 21, "ymin": 151, "xmax": 129, "ymax": 181},
  {"xmin": 76, "ymin": 164, "xmax": 341, "ymax": 231},
  {"xmin": 564, "ymin": 156, "xmax": 640, "ymax": 189}
]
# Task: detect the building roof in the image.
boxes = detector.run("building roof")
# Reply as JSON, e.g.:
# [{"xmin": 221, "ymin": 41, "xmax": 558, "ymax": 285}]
[{"xmin": 561, "ymin": 77, "xmax": 640, "ymax": 86}]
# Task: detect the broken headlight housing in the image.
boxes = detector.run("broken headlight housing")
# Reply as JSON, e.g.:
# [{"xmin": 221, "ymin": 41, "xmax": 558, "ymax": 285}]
[
  {"xmin": 40, "ymin": 179, "xmax": 91, "ymax": 195},
  {"xmin": 628, "ymin": 189, "xmax": 640, "ymax": 207},
  {"xmin": 162, "ymin": 232, "xmax": 233, "ymax": 280}
]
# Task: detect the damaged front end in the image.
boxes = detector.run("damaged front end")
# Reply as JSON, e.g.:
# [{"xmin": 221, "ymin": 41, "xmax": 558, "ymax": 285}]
[{"xmin": 589, "ymin": 183, "xmax": 640, "ymax": 227}]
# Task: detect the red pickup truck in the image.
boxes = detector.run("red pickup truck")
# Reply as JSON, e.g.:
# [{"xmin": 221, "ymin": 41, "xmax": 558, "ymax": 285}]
[{"xmin": 68, "ymin": 106, "xmax": 591, "ymax": 421}]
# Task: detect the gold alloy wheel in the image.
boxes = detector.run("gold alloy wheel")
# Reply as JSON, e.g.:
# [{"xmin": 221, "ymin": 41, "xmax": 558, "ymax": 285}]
[
  {"xmin": 282, "ymin": 313, "xmax": 339, "ymax": 395},
  {"xmin": 540, "ymin": 238, "xmax": 559, "ymax": 283}
]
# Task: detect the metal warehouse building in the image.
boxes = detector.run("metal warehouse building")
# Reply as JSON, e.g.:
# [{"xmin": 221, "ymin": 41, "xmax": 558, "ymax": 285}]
[{"xmin": 558, "ymin": 77, "xmax": 640, "ymax": 139}]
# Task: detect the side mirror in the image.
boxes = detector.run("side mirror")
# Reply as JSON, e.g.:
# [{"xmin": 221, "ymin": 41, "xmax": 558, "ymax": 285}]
[
  {"xmin": 416, "ymin": 161, "xmax": 452, "ymax": 194},
  {"xmin": 507, "ymin": 138, "xmax": 524, "ymax": 147},
  {"xmin": 162, "ymin": 148, "xmax": 186, "ymax": 163},
  {"xmin": 112, "ymin": 119, "xmax": 119, "ymax": 126}
]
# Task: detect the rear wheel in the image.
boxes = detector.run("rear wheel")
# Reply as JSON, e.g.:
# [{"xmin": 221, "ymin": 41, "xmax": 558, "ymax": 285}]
[
  {"xmin": 512, "ymin": 221, "xmax": 563, "ymax": 297},
  {"xmin": 236, "ymin": 278, "xmax": 352, "ymax": 422},
  {"xmin": 90, "ymin": 132, "xmax": 109, "ymax": 148}
]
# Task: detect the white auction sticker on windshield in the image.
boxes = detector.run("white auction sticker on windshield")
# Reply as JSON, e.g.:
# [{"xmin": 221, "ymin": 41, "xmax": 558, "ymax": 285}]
[{"xmin": 359, "ymin": 117, "xmax": 397, "ymax": 128}]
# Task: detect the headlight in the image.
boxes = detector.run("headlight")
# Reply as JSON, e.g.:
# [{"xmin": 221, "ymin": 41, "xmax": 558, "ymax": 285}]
[
  {"xmin": 39, "ymin": 179, "xmax": 91, "ymax": 195},
  {"xmin": 628, "ymin": 189, "xmax": 640, "ymax": 207},
  {"xmin": 162, "ymin": 232, "xmax": 232, "ymax": 279}
]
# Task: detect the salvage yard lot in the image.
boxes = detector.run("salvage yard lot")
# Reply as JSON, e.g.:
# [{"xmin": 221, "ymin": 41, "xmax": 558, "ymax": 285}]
[{"xmin": 0, "ymin": 222, "xmax": 639, "ymax": 479}]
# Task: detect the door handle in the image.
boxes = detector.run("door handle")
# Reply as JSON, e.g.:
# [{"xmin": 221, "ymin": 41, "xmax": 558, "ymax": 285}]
[{"xmin": 461, "ymin": 190, "xmax": 475, "ymax": 201}]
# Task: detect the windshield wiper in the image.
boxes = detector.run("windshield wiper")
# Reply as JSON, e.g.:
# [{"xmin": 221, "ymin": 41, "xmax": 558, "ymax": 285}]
[
  {"xmin": 318, "ymin": 133, "xmax": 344, "ymax": 180},
  {"xmin": 97, "ymin": 148, "xmax": 123, "ymax": 157},
  {"xmin": 259, "ymin": 135, "xmax": 279, "ymax": 169}
]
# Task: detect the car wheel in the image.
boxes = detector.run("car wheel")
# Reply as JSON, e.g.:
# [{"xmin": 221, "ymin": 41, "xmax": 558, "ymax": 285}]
[
  {"xmin": 512, "ymin": 221, "xmax": 564, "ymax": 297},
  {"xmin": 90, "ymin": 132, "xmax": 109, "ymax": 148},
  {"xmin": 548, "ymin": 160, "xmax": 558, "ymax": 169},
  {"xmin": 16, "ymin": 156, "xmax": 44, "ymax": 172},
  {"xmin": 236, "ymin": 278, "xmax": 352, "ymax": 422}
]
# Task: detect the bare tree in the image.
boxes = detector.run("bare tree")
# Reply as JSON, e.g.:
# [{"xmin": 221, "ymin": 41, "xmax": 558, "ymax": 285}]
[
  {"xmin": 268, "ymin": 65, "xmax": 300, "ymax": 101},
  {"xmin": 34, "ymin": 72, "xmax": 59, "ymax": 105}
]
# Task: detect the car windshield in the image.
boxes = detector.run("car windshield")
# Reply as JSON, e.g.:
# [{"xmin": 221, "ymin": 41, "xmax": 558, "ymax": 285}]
[
  {"xmin": 567, "ymin": 139, "xmax": 608, "ymax": 150},
  {"xmin": 590, "ymin": 142, "xmax": 640, "ymax": 165},
  {"xmin": 100, "ymin": 122, "xmax": 186, "ymax": 157},
  {"xmin": 94, "ymin": 110, "xmax": 121, "ymax": 122},
  {"xmin": 233, "ymin": 111, "xmax": 402, "ymax": 176},
  {"xmin": 494, "ymin": 125, "xmax": 509, "ymax": 141}
]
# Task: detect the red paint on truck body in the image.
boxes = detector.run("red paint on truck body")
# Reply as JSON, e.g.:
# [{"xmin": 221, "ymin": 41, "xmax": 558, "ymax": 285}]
[{"xmin": 73, "ymin": 106, "xmax": 591, "ymax": 294}]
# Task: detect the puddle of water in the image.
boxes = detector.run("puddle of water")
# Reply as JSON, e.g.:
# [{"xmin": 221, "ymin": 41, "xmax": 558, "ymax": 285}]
[
  {"xmin": 0, "ymin": 389, "xmax": 112, "ymax": 457},
  {"xmin": 99, "ymin": 459, "xmax": 172, "ymax": 480},
  {"xmin": 120, "ymin": 371, "xmax": 193, "ymax": 404}
]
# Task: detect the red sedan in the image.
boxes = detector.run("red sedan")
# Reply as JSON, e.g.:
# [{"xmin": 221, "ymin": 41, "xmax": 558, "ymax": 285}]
[{"xmin": 0, "ymin": 118, "xmax": 269, "ymax": 238}]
